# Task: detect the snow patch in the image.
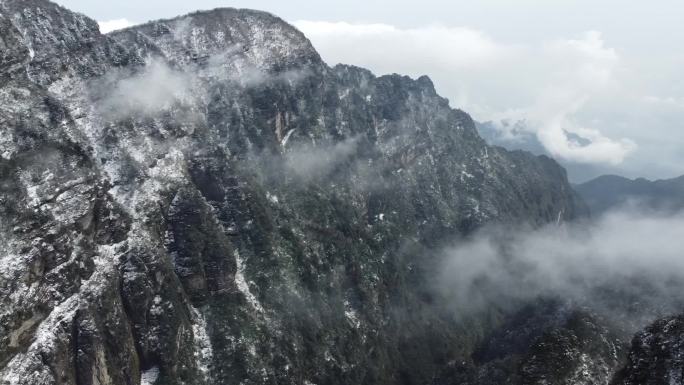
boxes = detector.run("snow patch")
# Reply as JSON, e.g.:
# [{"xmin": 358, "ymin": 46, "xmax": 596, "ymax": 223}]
[
  {"xmin": 234, "ymin": 251, "xmax": 265, "ymax": 314},
  {"xmin": 191, "ymin": 307, "xmax": 213, "ymax": 381},
  {"xmin": 281, "ymin": 129, "xmax": 296, "ymax": 147},
  {"xmin": 556, "ymin": 210, "xmax": 564, "ymax": 225},
  {"xmin": 266, "ymin": 192, "xmax": 279, "ymax": 204},
  {"xmin": 343, "ymin": 300, "xmax": 361, "ymax": 329},
  {"xmin": 1, "ymin": 295, "xmax": 79, "ymax": 384},
  {"xmin": 149, "ymin": 295, "xmax": 164, "ymax": 316},
  {"xmin": 140, "ymin": 366, "xmax": 160, "ymax": 385}
]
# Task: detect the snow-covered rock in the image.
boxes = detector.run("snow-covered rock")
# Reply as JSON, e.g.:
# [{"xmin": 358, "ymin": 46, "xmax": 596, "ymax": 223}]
[{"xmin": 0, "ymin": 1, "xmax": 591, "ymax": 384}]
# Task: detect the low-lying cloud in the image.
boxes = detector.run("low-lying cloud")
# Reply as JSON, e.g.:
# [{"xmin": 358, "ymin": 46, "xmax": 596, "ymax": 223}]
[
  {"xmin": 284, "ymin": 136, "xmax": 360, "ymax": 180},
  {"xmin": 438, "ymin": 208, "xmax": 684, "ymax": 328},
  {"xmin": 98, "ymin": 60, "xmax": 195, "ymax": 118}
]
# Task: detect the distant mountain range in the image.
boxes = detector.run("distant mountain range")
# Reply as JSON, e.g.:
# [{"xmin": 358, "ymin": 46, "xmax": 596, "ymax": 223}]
[{"xmin": 575, "ymin": 174, "xmax": 684, "ymax": 215}]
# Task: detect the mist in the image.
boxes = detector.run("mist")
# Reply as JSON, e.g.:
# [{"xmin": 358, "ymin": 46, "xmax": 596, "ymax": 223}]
[
  {"xmin": 437, "ymin": 208, "xmax": 684, "ymax": 329},
  {"xmin": 97, "ymin": 60, "xmax": 196, "ymax": 118},
  {"xmin": 283, "ymin": 136, "xmax": 361, "ymax": 180}
]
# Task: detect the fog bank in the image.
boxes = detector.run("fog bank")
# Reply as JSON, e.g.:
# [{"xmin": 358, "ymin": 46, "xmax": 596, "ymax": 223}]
[{"xmin": 438, "ymin": 208, "xmax": 684, "ymax": 328}]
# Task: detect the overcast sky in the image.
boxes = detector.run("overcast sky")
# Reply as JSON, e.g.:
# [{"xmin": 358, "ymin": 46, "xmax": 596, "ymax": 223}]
[{"xmin": 55, "ymin": 0, "xmax": 684, "ymax": 181}]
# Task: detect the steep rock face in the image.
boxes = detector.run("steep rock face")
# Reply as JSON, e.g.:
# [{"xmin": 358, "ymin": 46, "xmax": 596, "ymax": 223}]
[
  {"xmin": 434, "ymin": 300, "xmax": 627, "ymax": 385},
  {"xmin": 0, "ymin": 1, "xmax": 588, "ymax": 385},
  {"xmin": 612, "ymin": 316, "xmax": 684, "ymax": 385}
]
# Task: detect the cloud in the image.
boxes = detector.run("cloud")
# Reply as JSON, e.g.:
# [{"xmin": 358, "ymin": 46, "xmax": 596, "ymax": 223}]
[
  {"xmin": 284, "ymin": 136, "xmax": 361, "ymax": 180},
  {"xmin": 97, "ymin": 60, "xmax": 195, "ymax": 118},
  {"xmin": 296, "ymin": 22, "xmax": 637, "ymax": 166},
  {"xmin": 437, "ymin": 208, "xmax": 684, "ymax": 328},
  {"xmin": 526, "ymin": 32, "xmax": 636, "ymax": 165},
  {"xmin": 643, "ymin": 95, "xmax": 684, "ymax": 109},
  {"xmin": 98, "ymin": 19, "xmax": 134, "ymax": 34},
  {"xmin": 295, "ymin": 21, "xmax": 516, "ymax": 72}
]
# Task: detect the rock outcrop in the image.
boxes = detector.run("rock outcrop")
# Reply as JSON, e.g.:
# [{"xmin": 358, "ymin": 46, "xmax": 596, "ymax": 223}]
[{"xmin": 612, "ymin": 315, "xmax": 684, "ymax": 385}]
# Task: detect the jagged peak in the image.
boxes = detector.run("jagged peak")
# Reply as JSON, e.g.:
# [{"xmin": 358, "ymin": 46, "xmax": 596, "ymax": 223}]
[
  {"xmin": 109, "ymin": 7, "xmax": 322, "ymax": 70},
  {"xmin": 1, "ymin": 0, "xmax": 100, "ymax": 33},
  {"xmin": 0, "ymin": 0, "xmax": 112, "ymax": 84}
]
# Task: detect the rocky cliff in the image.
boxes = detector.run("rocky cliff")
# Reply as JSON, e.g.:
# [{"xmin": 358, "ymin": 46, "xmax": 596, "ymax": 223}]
[
  {"xmin": 0, "ymin": 1, "xmax": 613, "ymax": 384},
  {"xmin": 612, "ymin": 315, "xmax": 684, "ymax": 385}
]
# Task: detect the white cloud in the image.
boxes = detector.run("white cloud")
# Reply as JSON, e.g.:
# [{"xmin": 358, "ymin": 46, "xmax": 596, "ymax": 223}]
[
  {"xmin": 99, "ymin": 60, "xmax": 194, "ymax": 117},
  {"xmin": 296, "ymin": 22, "xmax": 637, "ymax": 166},
  {"xmin": 527, "ymin": 32, "xmax": 636, "ymax": 165},
  {"xmin": 98, "ymin": 19, "xmax": 134, "ymax": 34},
  {"xmin": 295, "ymin": 20, "xmax": 482, "ymax": 83},
  {"xmin": 295, "ymin": 21, "xmax": 519, "ymax": 73},
  {"xmin": 284, "ymin": 136, "xmax": 360, "ymax": 179},
  {"xmin": 439, "ymin": 208, "xmax": 684, "ymax": 327},
  {"xmin": 643, "ymin": 95, "xmax": 684, "ymax": 109}
]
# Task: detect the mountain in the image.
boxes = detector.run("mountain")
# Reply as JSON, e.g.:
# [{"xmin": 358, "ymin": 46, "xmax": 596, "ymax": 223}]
[
  {"xmin": 476, "ymin": 121, "xmax": 548, "ymax": 156},
  {"xmin": 576, "ymin": 174, "xmax": 684, "ymax": 215},
  {"xmin": 476, "ymin": 121, "xmax": 622, "ymax": 183},
  {"xmin": 0, "ymin": 1, "xmax": 676, "ymax": 385},
  {"xmin": 612, "ymin": 315, "xmax": 684, "ymax": 385}
]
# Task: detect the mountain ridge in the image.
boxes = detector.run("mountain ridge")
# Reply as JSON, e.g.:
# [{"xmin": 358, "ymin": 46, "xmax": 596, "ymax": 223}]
[
  {"xmin": 576, "ymin": 173, "xmax": 684, "ymax": 215},
  {"xmin": 5, "ymin": 1, "xmax": 673, "ymax": 385}
]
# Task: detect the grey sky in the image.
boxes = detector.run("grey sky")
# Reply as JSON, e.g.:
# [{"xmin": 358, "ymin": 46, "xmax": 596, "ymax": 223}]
[
  {"xmin": 54, "ymin": 0, "xmax": 684, "ymax": 181},
  {"xmin": 53, "ymin": 0, "xmax": 683, "ymax": 45}
]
